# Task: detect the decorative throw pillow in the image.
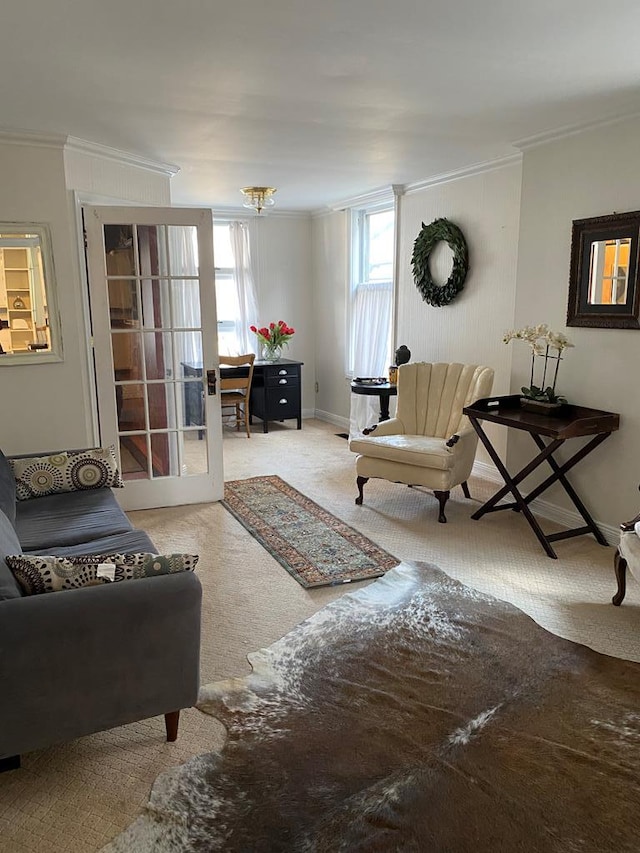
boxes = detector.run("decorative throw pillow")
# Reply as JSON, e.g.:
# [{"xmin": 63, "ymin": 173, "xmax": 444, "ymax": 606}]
[
  {"xmin": 9, "ymin": 446, "xmax": 124, "ymax": 500},
  {"xmin": 6, "ymin": 552, "xmax": 199, "ymax": 596},
  {"xmin": 7, "ymin": 554, "xmax": 111, "ymax": 595}
]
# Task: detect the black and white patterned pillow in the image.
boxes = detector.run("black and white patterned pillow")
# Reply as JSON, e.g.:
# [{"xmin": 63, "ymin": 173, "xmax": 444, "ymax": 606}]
[
  {"xmin": 9, "ymin": 446, "xmax": 124, "ymax": 500},
  {"xmin": 6, "ymin": 553, "xmax": 198, "ymax": 595}
]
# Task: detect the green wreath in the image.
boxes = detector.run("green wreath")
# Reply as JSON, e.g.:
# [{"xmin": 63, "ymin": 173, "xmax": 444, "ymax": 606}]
[{"xmin": 411, "ymin": 218, "xmax": 469, "ymax": 307}]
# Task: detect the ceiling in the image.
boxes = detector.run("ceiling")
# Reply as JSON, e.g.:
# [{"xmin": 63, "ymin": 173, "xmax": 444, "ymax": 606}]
[{"xmin": 3, "ymin": 1, "xmax": 640, "ymax": 212}]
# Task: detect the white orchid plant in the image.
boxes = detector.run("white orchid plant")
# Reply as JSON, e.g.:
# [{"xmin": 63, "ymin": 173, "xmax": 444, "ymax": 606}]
[{"xmin": 503, "ymin": 324, "xmax": 574, "ymax": 404}]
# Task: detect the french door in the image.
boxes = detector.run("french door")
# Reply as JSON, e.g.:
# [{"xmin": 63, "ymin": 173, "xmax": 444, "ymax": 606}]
[{"xmin": 84, "ymin": 206, "xmax": 223, "ymax": 510}]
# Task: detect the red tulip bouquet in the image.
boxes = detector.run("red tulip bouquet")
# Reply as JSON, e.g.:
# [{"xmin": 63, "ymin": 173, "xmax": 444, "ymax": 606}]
[{"xmin": 250, "ymin": 320, "xmax": 295, "ymax": 362}]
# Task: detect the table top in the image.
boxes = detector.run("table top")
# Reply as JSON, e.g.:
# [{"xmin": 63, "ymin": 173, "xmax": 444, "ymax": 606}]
[
  {"xmin": 351, "ymin": 380, "xmax": 398, "ymax": 396},
  {"xmin": 463, "ymin": 394, "xmax": 620, "ymax": 439}
]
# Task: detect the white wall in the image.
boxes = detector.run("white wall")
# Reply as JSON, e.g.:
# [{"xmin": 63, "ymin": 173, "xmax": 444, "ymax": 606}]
[
  {"xmin": 311, "ymin": 163, "xmax": 524, "ymax": 460},
  {"xmin": 0, "ymin": 142, "xmax": 93, "ymax": 454},
  {"xmin": 311, "ymin": 210, "xmax": 350, "ymax": 426},
  {"xmin": 511, "ymin": 116, "xmax": 640, "ymax": 528},
  {"xmin": 0, "ymin": 139, "xmax": 174, "ymax": 455},
  {"xmin": 252, "ymin": 214, "xmax": 315, "ymax": 414},
  {"xmin": 397, "ymin": 163, "xmax": 522, "ymax": 463}
]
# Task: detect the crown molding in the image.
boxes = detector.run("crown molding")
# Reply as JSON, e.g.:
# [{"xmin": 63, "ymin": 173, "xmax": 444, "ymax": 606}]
[
  {"xmin": 65, "ymin": 136, "xmax": 179, "ymax": 176},
  {"xmin": 513, "ymin": 110, "xmax": 640, "ymax": 151},
  {"xmin": 329, "ymin": 184, "xmax": 400, "ymax": 212},
  {"xmin": 0, "ymin": 128, "xmax": 180, "ymax": 176},
  {"xmin": 171, "ymin": 203, "xmax": 310, "ymax": 220},
  {"xmin": 0, "ymin": 129, "xmax": 68, "ymax": 149},
  {"xmin": 404, "ymin": 153, "xmax": 522, "ymax": 196}
]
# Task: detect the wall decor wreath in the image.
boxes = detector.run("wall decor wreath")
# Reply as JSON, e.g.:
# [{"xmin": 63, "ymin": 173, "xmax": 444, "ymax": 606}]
[{"xmin": 411, "ymin": 217, "xmax": 469, "ymax": 307}]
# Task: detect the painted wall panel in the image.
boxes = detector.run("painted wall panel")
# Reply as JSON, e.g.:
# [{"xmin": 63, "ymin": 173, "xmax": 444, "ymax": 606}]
[
  {"xmin": 252, "ymin": 215, "xmax": 315, "ymax": 414},
  {"xmin": 512, "ymin": 116, "xmax": 640, "ymax": 527}
]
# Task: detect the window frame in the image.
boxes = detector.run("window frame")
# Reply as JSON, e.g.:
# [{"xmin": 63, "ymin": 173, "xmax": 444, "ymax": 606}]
[{"xmin": 346, "ymin": 201, "xmax": 396, "ymax": 378}]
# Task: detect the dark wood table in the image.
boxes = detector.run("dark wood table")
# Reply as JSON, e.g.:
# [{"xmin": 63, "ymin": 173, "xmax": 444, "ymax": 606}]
[
  {"xmin": 463, "ymin": 394, "xmax": 620, "ymax": 558},
  {"xmin": 350, "ymin": 380, "xmax": 398, "ymax": 422}
]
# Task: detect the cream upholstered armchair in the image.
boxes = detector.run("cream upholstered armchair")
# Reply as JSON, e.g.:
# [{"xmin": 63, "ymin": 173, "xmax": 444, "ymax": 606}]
[
  {"xmin": 613, "ymin": 502, "xmax": 640, "ymax": 605},
  {"xmin": 349, "ymin": 362, "xmax": 494, "ymax": 523}
]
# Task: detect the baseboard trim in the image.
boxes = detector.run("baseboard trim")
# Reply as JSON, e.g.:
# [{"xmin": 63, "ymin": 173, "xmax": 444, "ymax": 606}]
[{"xmin": 314, "ymin": 409, "xmax": 350, "ymax": 430}]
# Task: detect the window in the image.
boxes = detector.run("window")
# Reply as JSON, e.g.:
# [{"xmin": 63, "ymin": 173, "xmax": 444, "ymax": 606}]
[
  {"xmin": 213, "ymin": 223, "xmax": 239, "ymax": 354},
  {"xmin": 348, "ymin": 205, "xmax": 395, "ymax": 377}
]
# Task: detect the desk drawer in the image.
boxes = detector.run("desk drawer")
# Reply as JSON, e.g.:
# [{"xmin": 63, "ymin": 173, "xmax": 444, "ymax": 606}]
[
  {"xmin": 264, "ymin": 365, "xmax": 300, "ymax": 382},
  {"xmin": 267, "ymin": 373, "xmax": 299, "ymax": 389},
  {"xmin": 265, "ymin": 390, "xmax": 299, "ymax": 419}
]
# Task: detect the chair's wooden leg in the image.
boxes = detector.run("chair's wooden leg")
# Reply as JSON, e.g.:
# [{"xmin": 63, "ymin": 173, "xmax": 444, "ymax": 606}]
[
  {"xmin": 164, "ymin": 710, "xmax": 180, "ymax": 742},
  {"xmin": 355, "ymin": 476, "xmax": 368, "ymax": 505},
  {"xmin": 245, "ymin": 403, "xmax": 251, "ymax": 438},
  {"xmin": 613, "ymin": 550, "xmax": 628, "ymax": 606},
  {"xmin": 434, "ymin": 490, "xmax": 450, "ymax": 523},
  {"xmin": 461, "ymin": 481, "xmax": 471, "ymax": 499},
  {"xmin": 0, "ymin": 755, "xmax": 20, "ymax": 773}
]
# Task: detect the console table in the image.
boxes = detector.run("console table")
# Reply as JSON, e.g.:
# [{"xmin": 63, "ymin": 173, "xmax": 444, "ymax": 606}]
[
  {"xmin": 250, "ymin": 358, "xmax": 303, "ymax": 433},
  {"xmin": 463, "ymin": 394, "xmax": 620, "ymax": 558}
]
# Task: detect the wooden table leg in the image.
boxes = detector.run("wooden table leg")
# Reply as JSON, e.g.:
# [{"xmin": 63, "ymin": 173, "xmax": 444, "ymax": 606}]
[{"xmin": 468, "ymin": 416, "xmax": 559, "ymax": 558}]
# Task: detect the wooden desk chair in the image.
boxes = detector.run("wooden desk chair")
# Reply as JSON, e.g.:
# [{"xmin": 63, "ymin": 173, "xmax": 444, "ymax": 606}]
[{"xmin": 220, "ymin": 354, "xmax": 256, "ymax": 438}]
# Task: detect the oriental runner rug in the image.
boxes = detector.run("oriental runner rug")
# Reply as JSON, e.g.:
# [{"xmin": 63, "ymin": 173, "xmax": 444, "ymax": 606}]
[
  {"xmin": 105, "ymin": 562, "xmax": 640, "ymax": 852},
  {"xmin": 221, "ymin": 475, "xmax": 398, "ymax": 588}
]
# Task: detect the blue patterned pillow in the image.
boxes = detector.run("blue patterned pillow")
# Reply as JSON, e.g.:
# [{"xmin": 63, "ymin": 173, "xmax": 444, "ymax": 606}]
[{"xmin": 9, "ymin": 446, "xmax": 124, "ymax": 500}]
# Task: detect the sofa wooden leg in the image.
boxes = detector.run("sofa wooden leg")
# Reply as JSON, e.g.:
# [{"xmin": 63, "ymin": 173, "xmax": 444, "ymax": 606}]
[
  {"xmin": 613, "ymin": 550, "xmax": 628, "ymax": 606},
  {"xmin": 355, "ymin": 476, "xmax": 368, "ymax": 505},
  {"xmin": 164, "ymin": 710, "xmax": 180, "ymax": 742},
  {"xmin": 0, "ymin": 755, "xmax": 20, "ymax": 773},
  {"xmin": 461, "ymin": 481, "xmax": 471, "ymax": 499},
  {"xmin": 434, "ymin": 490, "xmax": 450, "ymax": 523}
]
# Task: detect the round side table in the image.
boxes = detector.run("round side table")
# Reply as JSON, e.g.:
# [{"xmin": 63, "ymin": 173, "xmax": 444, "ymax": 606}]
[{"xmin": 350, "ymin": 380, "xmax": 398, "ymax": 422}]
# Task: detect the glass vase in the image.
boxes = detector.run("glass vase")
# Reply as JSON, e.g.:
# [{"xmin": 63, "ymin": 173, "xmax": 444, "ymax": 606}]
[{"xmin": 263, "ymin": 344, "xmax": 282, "ymax": 363}]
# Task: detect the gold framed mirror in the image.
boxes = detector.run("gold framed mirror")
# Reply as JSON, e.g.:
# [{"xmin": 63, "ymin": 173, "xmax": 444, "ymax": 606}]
[
  {"xmin": 0, "ymin": 223, "xmax": 62, "ymax": 363},
  {"xmin": 567, "ymin": 210, "xmax": 640, "ymax": 329}
]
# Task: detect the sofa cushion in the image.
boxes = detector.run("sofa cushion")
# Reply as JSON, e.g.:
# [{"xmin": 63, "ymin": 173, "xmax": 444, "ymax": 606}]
[
  {"xmin": 349, "ymin": 434, "xmax": 455, "ymax": 471},
  {"xmin": 15, "ymin": 488, "xmax": 133, "ymax": 551},
  {"xmin": 0, "ymin": 448, "xmax": 16, "ymax": 527},
  {"xmin": 7, "ymin": 552, "xmax": 199, "ymax": 595},
  {"xmin": 10, "ymin": 446, "xmax": 124, "ymax": 501},
  {"xmin": 0, "ymin": 510, "xmax": 24, "ymax": 600},
  {"xmin": 29, "ymin": 527, "xmax": 157, "ymax": 557}
]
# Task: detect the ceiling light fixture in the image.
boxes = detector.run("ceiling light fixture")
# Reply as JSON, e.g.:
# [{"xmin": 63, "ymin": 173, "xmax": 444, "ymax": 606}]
[{"xmin": 240, "ymin": 186, "xmax": 277, "ymax": 214}]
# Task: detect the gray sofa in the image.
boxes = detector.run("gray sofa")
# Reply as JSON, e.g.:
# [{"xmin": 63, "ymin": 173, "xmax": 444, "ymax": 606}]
[{"xmin": 0, "ymin": 448, "xmax": 202, "ymax": 767}]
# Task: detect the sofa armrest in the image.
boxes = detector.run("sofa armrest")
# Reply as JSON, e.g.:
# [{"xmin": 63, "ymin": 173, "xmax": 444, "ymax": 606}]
[{"xmin": 0, "ymin": 572, "xmax": 202, "ymax": 758}]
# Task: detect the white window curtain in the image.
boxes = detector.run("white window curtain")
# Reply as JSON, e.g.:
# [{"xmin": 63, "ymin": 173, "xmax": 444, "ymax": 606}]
[
  {"xmin": 167, "ymin": 225, "xmax": 202, "ymax": 367},
  {"xmin": 227, "ymin": 221, "xmax": 258, "ymax": 356},
  {"xmin": 349, "ymin": 281, "xmax": 394, "ymax": 438}
]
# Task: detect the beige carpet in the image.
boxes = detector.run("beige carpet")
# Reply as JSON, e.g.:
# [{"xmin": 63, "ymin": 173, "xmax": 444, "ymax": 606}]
[{"xmin": 1, "ymin": 419, "xmax": 639, "ymax": 852}]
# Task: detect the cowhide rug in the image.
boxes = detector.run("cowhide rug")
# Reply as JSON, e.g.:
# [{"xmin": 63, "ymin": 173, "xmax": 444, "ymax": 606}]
[{"xmin": 104, "ymin": 562, "xmax": 640, "ymax": 852}]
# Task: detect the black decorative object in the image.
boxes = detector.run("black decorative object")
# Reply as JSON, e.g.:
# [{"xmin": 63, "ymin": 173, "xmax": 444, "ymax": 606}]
[
  {"xmin": 394, "ymin": 345, "xmax": 411, "ymax": 365},
  {"xmin": 411, "ymin": 218, "xmax": 469, "ymax": 307}
]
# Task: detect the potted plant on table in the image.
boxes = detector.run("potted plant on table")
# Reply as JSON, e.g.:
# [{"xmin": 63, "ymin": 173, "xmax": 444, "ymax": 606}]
[
  {"xmin": 250, "ymin": 320, "xmax": 295, "ymax": 363},
  {"xmin": 503, "ymin": 324, "xmax": 574, "ymax": 415}
]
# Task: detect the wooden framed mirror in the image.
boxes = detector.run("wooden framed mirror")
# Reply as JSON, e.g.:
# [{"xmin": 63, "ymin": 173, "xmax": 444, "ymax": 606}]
[{"xmin": 567, "ymin": 210, "xmax": 640, "ymax": 329}]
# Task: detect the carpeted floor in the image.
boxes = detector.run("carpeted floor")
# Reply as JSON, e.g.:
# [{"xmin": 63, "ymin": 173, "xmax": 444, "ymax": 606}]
[{"xmin": 1, "ymin": 419, "xmax": 639, "ymax": 852}]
